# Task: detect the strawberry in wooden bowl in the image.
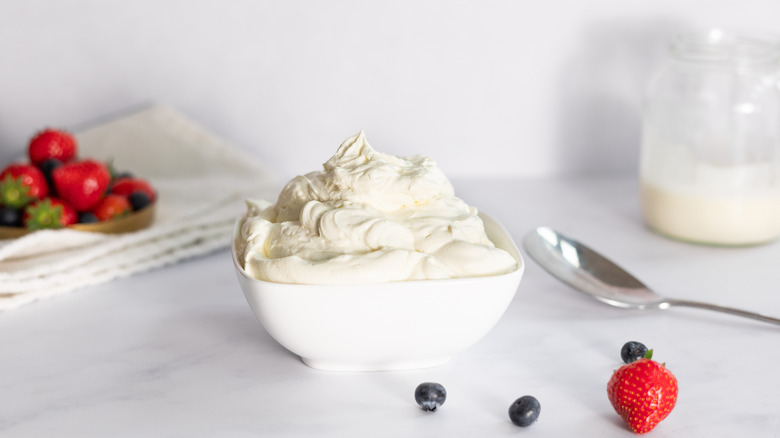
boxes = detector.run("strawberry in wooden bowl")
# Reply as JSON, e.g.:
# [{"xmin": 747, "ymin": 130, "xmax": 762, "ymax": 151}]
[{"xmin": 0, "ymin": 128, "xmax": 157, "ymax": 238}]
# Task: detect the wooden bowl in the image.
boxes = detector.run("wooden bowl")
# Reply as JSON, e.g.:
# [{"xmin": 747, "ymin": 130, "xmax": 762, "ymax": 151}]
[{"xmin": 0, "ymin": 204, "xmax": 155, "ymax": 239}]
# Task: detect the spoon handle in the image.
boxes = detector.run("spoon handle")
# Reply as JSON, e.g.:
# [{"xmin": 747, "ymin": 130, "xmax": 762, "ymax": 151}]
[{"xmin": 665, "ymin": 299, "xmax": 780, "ymax": 326}]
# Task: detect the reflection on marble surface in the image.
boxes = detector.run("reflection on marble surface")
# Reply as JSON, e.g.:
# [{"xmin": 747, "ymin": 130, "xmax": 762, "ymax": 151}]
[{"xmin": 2, "ymin": 177, "xmax": 779, "ymax": 437}]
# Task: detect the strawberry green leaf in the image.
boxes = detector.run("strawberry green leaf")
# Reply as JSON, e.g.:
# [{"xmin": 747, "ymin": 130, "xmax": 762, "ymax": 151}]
[
  {"xmin": 25, "ymin": 199, "xmax": 65, "ymax": 230},
  {"xmin": 0, "ymin": 175, "xmax": 34, "ymax": 208}
]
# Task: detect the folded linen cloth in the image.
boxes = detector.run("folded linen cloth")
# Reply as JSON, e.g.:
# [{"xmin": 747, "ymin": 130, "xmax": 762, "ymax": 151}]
[{"xmin": 0, "ymin": 106, "xmax": 279, "ymax": 310}]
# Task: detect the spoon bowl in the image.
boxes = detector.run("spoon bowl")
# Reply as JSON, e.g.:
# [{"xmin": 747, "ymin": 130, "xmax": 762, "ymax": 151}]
[{"xmin": 522, "ymin": 226, "xmax": 780, "ymax": 326}]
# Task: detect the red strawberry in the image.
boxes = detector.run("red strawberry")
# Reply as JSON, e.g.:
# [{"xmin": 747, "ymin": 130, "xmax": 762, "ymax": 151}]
[
  {"xmin": 607, "ymin": 351, "xmax": 678, "ymax": 434},
  {"xmin": 0, "ymin": 163, "xmax": 49, "ymax": 208},
  {"xmin": 51, "ymin": 159, "xmax": 111, "ymax": 212},
  {"xmin": 92, "ymin": 194, "xmax": 131, "ymax": 221},
  {"xmin": 23, "ymin": 197, "xmax": 77, "ymax": 230},
  {"xmin": 110, "ymin": 177, "xmax": 156, "ymax": 202},
  {"xmin": 28, "ymin": 129, "xmax": 78, "ymax": 166}
]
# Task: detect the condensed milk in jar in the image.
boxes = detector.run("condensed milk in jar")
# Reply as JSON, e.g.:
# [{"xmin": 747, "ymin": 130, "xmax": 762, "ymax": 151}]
[{"xmin": 640, "ymin": 29, "xmax": 780, "ymax": 245}]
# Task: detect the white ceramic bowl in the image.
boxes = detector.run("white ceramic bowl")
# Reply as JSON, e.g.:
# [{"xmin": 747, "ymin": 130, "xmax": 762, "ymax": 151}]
[{"xmin": 232, "ymin": 213, "xmax": 524, "ymax": 371}]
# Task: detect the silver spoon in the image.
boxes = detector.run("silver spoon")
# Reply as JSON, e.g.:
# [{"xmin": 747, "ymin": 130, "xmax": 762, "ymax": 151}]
[{"xmin": 522, "ymin": 226, "xmax": 780, "ymax": 326}]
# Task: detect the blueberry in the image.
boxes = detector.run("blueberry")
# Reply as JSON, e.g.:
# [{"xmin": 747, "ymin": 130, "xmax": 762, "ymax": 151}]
[
  {"xmin": 40, "ymin": 158, "xmax": 62, "ymax": 178},
  {"xmin": 114, "ymin": 171, "xmax": 133, "ymax": 180},
  {"xmin": 40, "ymin": 158, "xmax": 62, "ymax": 194},
  {"xmin": 621, "ymin": 341, "xmax": 648, "ymax": 364},
  {"xmin": 414, "ymin": 382, "xmax": 446, "ymax": 412},
  {"xmin": 0, "ymin": 206, "xmax": 23, "ymax": 227},
  {"xmin": 508, "ymin": 395, "xmax": 540, "ymax": 427},
  {"xmin": 128, "ymin": 191, "xmax": 151, "ymax": 211},
  {"xmin": 78, "ymin": 212, "xmax": 99, "ymax": 224}
]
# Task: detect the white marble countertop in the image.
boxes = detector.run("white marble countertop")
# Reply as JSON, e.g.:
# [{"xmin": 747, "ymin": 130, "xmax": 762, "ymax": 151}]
[{"xmin": 2, "ymin": 176, "xmax": 779, "ymax": 437}]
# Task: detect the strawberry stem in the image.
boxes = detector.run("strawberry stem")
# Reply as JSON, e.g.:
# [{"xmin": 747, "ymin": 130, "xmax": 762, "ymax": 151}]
[{"xmin": 644, "ymin": 349, "xmax": 654, "ymax": 360}]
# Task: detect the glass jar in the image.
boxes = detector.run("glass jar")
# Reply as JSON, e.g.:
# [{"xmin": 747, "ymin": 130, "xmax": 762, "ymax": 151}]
[{"xmin": 640, "ymin": 29, "xmax": 780, "ymax": 245}]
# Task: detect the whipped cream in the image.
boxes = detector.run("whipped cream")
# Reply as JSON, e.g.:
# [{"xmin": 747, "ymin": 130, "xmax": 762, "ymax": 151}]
[{"xmin": 238, "ymin": 131, "xmax": 517, "ymax": 284}]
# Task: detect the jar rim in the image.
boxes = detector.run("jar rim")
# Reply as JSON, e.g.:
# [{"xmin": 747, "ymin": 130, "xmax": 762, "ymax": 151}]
[{"xmin": 670, "ymin": 28, "xmax": 780, "ymax": 67}]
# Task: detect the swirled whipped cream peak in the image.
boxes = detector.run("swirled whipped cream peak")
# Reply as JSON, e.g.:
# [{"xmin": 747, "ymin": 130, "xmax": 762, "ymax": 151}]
[{"xmin": 238, "ymin": 131, "xmax": 517, "ymax": 284}]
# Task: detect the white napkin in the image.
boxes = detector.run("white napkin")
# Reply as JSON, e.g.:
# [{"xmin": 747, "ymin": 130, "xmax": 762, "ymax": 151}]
[{"xmin": 0, "ymin": 106, "xmax": 280, "ymax": 310}]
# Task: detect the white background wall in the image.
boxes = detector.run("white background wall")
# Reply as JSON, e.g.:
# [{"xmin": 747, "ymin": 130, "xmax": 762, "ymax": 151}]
[{"xmin": 1, "ymin": 0, "xmax": 778, "ymax": 179}]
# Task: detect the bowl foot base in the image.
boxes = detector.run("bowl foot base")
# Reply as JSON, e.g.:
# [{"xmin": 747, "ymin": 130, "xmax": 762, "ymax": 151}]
[{"xmin": 300, "ymin": 356, "xmax": 451, "ymax": 372}]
